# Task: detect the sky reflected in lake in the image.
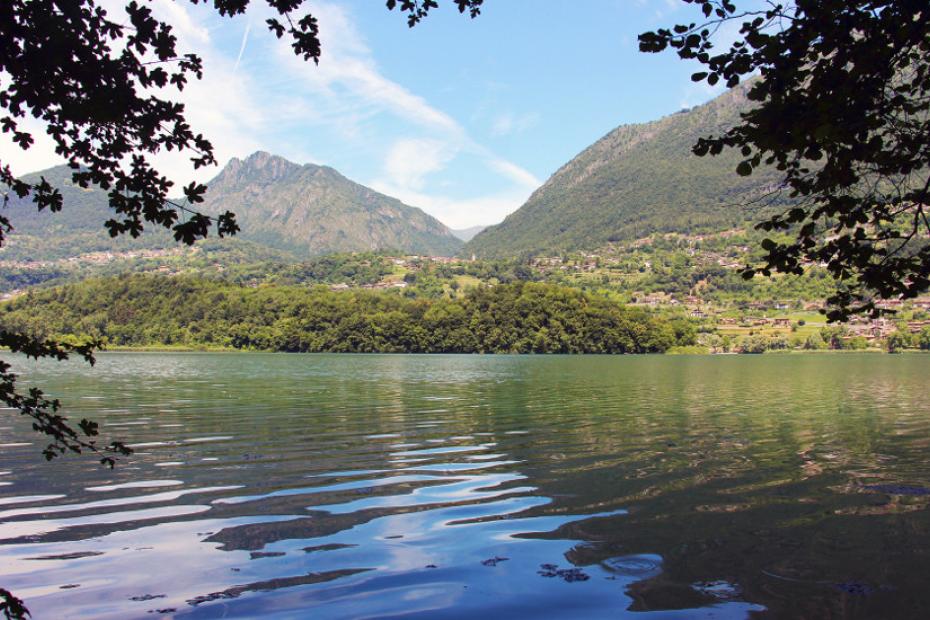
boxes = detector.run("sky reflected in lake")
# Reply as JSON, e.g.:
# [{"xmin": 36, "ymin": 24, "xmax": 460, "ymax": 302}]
[{"xmin": 1, "ymin": 353, "xmax": 929, "ymax": 618}]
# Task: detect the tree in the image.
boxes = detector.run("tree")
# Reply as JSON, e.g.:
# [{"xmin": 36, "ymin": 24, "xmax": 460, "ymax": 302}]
[
  {"xmin": 0, "ymin": 2, "xmax": 484, "ymax": 616},
  {"xmin": 886, "ymin": 329, "xmax": 912, "ymax": 353},
  {"xmin": 803, "ymin": 331, "xmax": 826, "ymax": 350},
  {"xmin": 640, "ymin": 1, "xmax": 930, "ymax": 320},
  {"xmin": 819, "ymin": 325, "xmax": 848, "ymax": 350},
  {"xmin": 917, "ymin": 326, "xmax": 930, "ymax": 350}
]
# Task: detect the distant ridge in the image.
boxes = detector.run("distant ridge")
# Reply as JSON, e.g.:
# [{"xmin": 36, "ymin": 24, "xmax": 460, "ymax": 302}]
[
  {"xmin": 199, "ymin": 151, "xmax": 462, "ymax": 257},
  {"xmin": 450, "ymin": 225, "xmax": 488, "ymax": 242},
  {"xmin": 465, "ymin": 83, "xmax": 788, "ymax": 257},
  {"xmin": 3, "ymin": 152, "xmax": 463, "ymax": 260}
]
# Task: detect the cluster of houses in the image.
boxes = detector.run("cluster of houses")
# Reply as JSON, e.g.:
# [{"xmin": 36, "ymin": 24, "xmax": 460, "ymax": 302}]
[
  {"xmin": 389, "ymin": 255, "xmax": 471, "ymax": 272},
  {"xmin": 716, "ymin": 316, "xmax": 793, "ymax": 328},
  {"xmin": 845, "ymin": 317, "xmax": 897, "ymax": 340},
  {"xmin": 876, "ymin": 298, "xmax": 930, "ymax": 311},
  {"xmin": 0, "ymin": 247, "xmax": 184, "ymax": 271},
  {"xmin": 629, "ymin": 292, "xmax": 678, "ymax": 307},
  {"xmin": 329, "ymin": 281, "xmax": 408, "ymax": 292},
  {"xmin": 529, "ymin": 255, "xmax": 600, "ymax": 273}
]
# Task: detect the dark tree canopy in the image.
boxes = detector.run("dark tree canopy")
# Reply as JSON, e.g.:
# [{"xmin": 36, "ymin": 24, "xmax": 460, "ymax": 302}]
[{"xmin": 640, "ymin": 0, "xmax": 930, "ymax": 320}]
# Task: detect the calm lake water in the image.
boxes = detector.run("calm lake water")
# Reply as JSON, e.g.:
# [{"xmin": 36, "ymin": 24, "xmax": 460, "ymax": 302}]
[{"xmin": 1, "ymin": 353, "xmax": 929, "ymax": 619}]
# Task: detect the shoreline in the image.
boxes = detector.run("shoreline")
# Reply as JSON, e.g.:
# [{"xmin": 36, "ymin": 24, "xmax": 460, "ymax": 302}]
[{"xmin": 4, "ymin": 346, "xmax": 922, "ymax": 355}]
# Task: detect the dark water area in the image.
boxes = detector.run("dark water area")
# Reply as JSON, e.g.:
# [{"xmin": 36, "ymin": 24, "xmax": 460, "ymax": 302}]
[{"xmin": 1, "ymin": 353, "xmax": 929, "ymax": 619}]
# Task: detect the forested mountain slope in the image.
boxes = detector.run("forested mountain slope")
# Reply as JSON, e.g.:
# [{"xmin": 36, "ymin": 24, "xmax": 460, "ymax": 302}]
[{"xmin": 465, "ymin": 82, "xmax": 788, "ymax": 257}]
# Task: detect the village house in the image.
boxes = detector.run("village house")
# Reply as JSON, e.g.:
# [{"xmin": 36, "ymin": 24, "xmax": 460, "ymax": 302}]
[
  {"xmin": 633, "ymin": 294, "xmax": 666, "ymax": 307},
  {"xmin": 847, "ymin": 318, "xmax": 895, "ymax": 339}
]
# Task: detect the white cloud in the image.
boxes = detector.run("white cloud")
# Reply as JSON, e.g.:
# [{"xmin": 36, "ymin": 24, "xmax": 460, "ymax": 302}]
[
  {"xmin": 373, "ymin": 150, "xmax": 539, "ymax": 228},
  {"xmin": 491, "ymin": 114, "xmax": 514, "ymax": 136},
  {"xmin": 652, "ymin": 0, "xmax": 683, "ymax": 20},
  {"xmin": 489, "ymin": 159, "xmax": 541, "ymax": 189},
  {"xmin": 490, "ymin": 111, "xmax": 540, "ymax": 137},
  {"xmin": 0, "ymin": 116, "xmax": 60, "ymax": 177},
  {"xmin": 268, "ymin": 3, "xmax": 464, "ymax": 139},
  {"xmin": 152, "ymin": 0, "xmax": 210, "ymax": 44},
  {"xmin": 285, "ymin": 2, "xmax": 539, "ymax": 227},
  {"xmin": 2, "ymin": 0, "xmax": 265, "ymax": 183},
  {"xmin": 382, "ymin": 139, "xmax": 457, "ymax": 192},
  {"xmin": 678, "ymin": 79, "xmax": 726, "ymax": 109},
  {"xmin": 369, "ymin": 180, "xmax": 530, "ymax": 230},
  {"xmin": 2, "ymin": 0, "xmax": 538, "ymax": 228}
]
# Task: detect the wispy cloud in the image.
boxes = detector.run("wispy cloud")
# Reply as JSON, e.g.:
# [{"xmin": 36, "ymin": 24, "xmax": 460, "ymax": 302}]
[
  {"xmin": 2, "ymin": 0, "xmax": 538, "ymax": 227},
  {"xmin": 233, "ymin": 20, "xmax": 252, "ymax": 71},
  {"xmin": 490, "ymin": 111, "xmax": 540, "ymax": 137},
  {"xmin": 382, "ymin": 139, "xmax": 458, "ymax": 192},
  {"xmin": 272, "ymin": 2, "xmax": 540, "ymax": 226},
  {"xmin": 368, "ymin": 181, "xmax": 534, "ymax": 230},
  {"xmin": 489, "ymin": 159, "xmax": 540, "ymax": 189}
]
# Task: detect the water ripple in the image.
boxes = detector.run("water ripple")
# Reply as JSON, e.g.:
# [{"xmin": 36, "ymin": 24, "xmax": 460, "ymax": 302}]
[{"xmin": 1, "ymin": 353, "xmax": 928, "ymax": 618}]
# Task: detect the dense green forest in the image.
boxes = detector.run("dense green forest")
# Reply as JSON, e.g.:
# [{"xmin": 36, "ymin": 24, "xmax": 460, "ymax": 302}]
[{"xmin": 1, "ymin": 275, "xmax": 694, "ymax": 353}]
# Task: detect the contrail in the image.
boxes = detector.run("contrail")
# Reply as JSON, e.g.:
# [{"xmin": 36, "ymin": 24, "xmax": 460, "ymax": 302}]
[{"xmin": 234, "ymin": 20, "xmax": 252, "ymax": 71}]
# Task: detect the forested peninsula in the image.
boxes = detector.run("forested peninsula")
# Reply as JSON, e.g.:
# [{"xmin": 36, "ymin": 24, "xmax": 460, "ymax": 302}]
[{"xmin": 2, "ymin": 275, "xmax": 694, "ymax": 354}]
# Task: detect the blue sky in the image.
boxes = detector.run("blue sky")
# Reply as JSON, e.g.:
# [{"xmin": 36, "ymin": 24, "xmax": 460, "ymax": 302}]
[{"xmin": 5, "ymin": 0, "xmax": 736, "ymax": 228}]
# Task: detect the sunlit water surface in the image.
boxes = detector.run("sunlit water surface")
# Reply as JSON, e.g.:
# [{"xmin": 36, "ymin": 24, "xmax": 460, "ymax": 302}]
[{"xmin": 1, "ymin": 353, "xmax": 929, "ymax": 619}]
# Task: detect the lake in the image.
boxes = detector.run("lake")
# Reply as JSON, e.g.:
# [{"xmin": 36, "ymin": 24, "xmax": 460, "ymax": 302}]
[{"xmin": 1, "ymin": 353, "xmax": 929, "ymax": 618}]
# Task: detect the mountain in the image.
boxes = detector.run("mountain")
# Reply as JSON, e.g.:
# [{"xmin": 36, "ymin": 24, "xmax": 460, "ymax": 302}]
[
  {"xmin": 450, "ymin": 225, "xmax": 488, "ymax": 242},
  {"xmin": 197, "ymin": 151, "xmax": 461, "ymax": 256},
  {"xmin": 2, "ymin": 153, "xmax": 462, "ymax": 260},
  {"xmin": 1, "ymin": 165, "xmax": 175, "ymax": 261},
  {"xmin": 464, "ymin": 82, "xmax": 789, "ymax": 258}
]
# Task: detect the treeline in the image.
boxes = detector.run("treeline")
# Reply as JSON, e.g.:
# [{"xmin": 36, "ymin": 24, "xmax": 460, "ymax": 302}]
[
  {"xmin": 0, "ymin": 275, "xmax": 695, "ymax": 354},
  {"xmin": 704, "ymin": 325, "xmax": 930, "ymax": 354}
]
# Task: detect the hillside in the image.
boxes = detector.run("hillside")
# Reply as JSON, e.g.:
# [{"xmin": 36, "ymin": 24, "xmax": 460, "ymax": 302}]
[
  {"xmin": 197, "ymin": 151, "xmax": 462, "ymax": 256},
  {"xmin": 465, "ymin": 82, "xmax": 789, "ymax": 257},
  {"xmin": 1, "ymin": 165, "xmax": 175, "ymax": 261},
  {"xmin": 2, "ymin": 153, "xmax": 462, "ymax": 262}
]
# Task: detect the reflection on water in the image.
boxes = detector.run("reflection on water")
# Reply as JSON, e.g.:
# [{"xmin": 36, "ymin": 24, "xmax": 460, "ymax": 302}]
[{"xmin": 1, "ymin": 353, "xmax": 929, "ymax": 618}]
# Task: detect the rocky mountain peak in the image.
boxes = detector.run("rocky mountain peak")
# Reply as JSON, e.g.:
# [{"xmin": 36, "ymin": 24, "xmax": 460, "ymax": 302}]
[{"xmin": 216, "ymin": 151, "xmax": 305, "ymax": 187}]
